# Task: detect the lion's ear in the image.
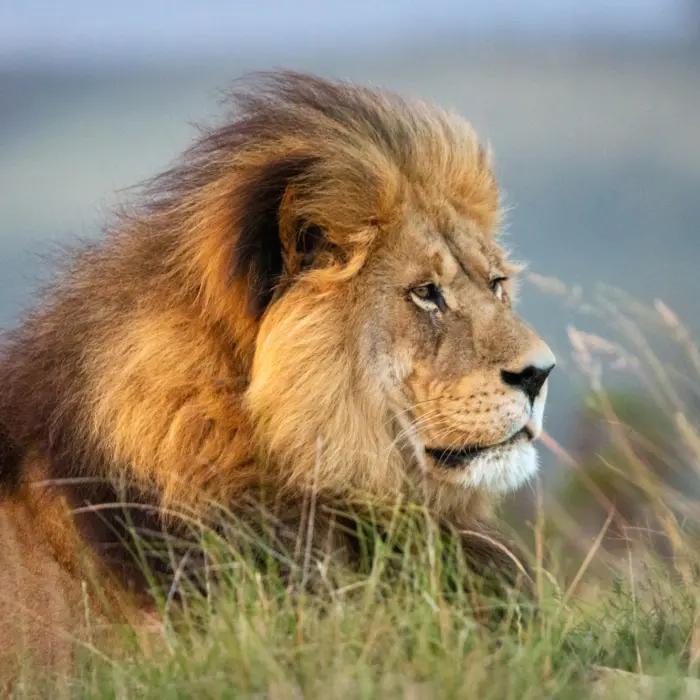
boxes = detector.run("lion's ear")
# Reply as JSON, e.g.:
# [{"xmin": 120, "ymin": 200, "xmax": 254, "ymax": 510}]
[
  {"xmin": 231, "ymin": 155, "xmax": 318, "ymax": 318},
  {"xmin": 289, "ymin": 223, "xmax": 345, "ymax": 276},
  {"xmin": 295, "ymin": 224, "xmax": 325, "ymax": 270}
]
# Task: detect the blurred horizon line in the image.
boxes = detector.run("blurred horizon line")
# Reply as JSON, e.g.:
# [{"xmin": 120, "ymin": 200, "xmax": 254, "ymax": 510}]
[{"xmin": 2, "ymin": 32, "xmax": 699, "ymax": 77}]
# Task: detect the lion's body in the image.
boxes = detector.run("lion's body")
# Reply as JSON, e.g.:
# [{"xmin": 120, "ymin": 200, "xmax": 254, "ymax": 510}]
[
  {"xmin": 0, "ymin": 494, "xmax": 83, "ymax": 671},
  {"xmin": 0, "ymin": 72, "xmax": 554, "ymax": 673}
]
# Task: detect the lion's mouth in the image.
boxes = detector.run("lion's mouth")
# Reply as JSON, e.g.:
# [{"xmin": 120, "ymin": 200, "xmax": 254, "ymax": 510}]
[{"xmin": 424, "ymin": 426, "xmax": 534, "ymax": 468}]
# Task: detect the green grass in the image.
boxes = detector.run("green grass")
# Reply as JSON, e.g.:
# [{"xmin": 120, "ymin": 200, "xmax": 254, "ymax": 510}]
[{"xmin": 7, "ymin": 512, "xmax": 700, "ymax": 700}]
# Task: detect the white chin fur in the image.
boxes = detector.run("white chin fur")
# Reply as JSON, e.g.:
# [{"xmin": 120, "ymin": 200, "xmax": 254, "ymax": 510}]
[{"xmin": 458, "ymin": 442, "xmax": 540, "ymax": 493}]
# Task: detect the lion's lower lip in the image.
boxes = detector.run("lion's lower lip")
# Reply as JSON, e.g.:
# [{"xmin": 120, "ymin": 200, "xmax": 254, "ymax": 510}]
[{"xmin": 425, "ymin": 427, "xmax": 531, "ymax": 468}]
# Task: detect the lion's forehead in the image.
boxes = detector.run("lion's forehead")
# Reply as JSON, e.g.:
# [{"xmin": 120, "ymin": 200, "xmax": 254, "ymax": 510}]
[{"xmin": 396, "ymin": 218, "xmax": 505, "ymax": 287}]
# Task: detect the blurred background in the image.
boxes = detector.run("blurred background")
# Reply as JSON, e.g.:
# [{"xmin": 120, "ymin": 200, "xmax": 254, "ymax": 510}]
[{"xmin": 2, "ymin": 1, "xmax": 699, "ymax": 563}]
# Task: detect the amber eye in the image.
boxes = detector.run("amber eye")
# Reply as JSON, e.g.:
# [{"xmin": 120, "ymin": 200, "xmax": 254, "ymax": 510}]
[
  {"xmin": 490, "ymin": 277, "xmax": 508, "ymax": 301},
  {"xmin": 409, "ymin": 283, "xmax": 447, "ymax": 313}
]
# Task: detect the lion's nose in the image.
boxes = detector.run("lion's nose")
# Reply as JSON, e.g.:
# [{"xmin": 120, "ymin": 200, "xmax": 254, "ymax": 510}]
[{"xmin": 501, "ymin": 342, "xmax": 556, "ymax": 404}]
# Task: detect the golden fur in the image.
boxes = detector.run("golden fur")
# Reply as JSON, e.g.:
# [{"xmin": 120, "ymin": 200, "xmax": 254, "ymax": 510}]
[{"xmin": 0, "ymin": 71, "xmax": 554, "ymax": 672}]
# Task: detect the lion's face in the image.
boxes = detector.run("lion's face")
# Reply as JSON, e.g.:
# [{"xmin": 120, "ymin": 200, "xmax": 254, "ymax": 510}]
[{"xmin": 354, "ymin": 207, "xmax": 555, "ymax": 494}]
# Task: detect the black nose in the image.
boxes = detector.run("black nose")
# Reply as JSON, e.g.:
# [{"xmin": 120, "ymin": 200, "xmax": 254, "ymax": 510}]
[{"xmin": 501, "ymin": 364, "xmax": 554, "ymax": 404}]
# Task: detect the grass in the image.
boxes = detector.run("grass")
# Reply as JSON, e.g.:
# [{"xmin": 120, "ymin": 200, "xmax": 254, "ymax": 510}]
[
  {"xmin": 14, "ymin": 529, "xmax": 699, "ymax": 699},
  {"xmin": 7, "ymin": 280, "xmax": 700, "ymax": 699}
]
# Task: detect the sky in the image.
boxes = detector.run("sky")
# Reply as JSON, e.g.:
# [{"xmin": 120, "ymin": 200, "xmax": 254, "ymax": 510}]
[{"xmin": 1, "ymin": 0, "xmax": 694, "ymax": 65}]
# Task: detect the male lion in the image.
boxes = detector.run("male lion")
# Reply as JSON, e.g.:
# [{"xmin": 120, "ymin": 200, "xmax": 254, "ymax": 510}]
[{"xmin": 0, "ymin": 71, "xmax": 554, "ymax": 670}]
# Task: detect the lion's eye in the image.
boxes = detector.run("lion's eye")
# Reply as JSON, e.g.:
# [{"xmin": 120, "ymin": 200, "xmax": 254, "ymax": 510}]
[
  {"xmin": 490, "ymin": 277, "xmax": 508, "ymax": 302},
  {"xmin": 409, "ymin": 283, "xmax": 447, "ymax": 313}
]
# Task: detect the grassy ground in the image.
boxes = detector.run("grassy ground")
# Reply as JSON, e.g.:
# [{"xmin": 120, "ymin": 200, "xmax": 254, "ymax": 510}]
[
  {"xmin": 7, "ymin": 283, "xmax": 700, "ymax": 699},
  {"xmin": 11, "ymin": 523, "xmax": 699, "ymax": 699}
]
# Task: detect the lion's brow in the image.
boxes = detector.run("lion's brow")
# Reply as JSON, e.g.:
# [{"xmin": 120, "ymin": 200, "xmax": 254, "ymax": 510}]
[{"xmin": 442, "ymin": 235, "xmax": 490, "ymax": 283}]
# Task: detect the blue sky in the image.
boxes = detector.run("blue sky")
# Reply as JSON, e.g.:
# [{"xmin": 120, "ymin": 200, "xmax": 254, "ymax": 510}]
[{"xmin": 1, "ymin": 0, "xmax": 692, "ymax": 64}]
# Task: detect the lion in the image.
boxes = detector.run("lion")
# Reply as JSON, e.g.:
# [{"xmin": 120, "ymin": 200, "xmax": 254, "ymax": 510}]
[{"xmin": 0, "ymin": 71, "xmax": 555, "ymax": 672}]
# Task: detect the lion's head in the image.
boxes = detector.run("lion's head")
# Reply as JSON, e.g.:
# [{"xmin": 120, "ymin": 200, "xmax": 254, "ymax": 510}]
[{"xmin": 223, "ymin": 73, "xmax": 556, "ymax": 501}]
